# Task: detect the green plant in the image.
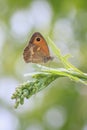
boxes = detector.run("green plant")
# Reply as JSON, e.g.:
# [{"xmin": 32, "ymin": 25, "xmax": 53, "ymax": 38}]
[{"xmin": 11, "ymin": 37, "xmax": 87, "ymax": 108}]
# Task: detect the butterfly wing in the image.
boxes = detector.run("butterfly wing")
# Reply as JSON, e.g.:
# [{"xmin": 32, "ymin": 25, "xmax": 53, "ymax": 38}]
[{"xmin": 23, "ymin": 32, "xmax": 52, "ymax": 63}]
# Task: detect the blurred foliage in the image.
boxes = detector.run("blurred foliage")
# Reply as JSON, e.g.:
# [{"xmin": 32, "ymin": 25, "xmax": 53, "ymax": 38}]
[{"xmin": 0, "ymin": 0, "xmax": 87, "ymax": 130}]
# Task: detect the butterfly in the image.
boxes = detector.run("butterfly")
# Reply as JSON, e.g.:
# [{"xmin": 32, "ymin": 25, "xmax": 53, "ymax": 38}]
[{"xmin": 23, "ymin": 32, "xmax": 53, "ymax": 63}]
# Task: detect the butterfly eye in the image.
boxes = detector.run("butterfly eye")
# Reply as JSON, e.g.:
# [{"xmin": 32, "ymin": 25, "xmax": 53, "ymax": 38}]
[{"xmin": 36, "ymin": 37, "xmax": 40, "ymax": 42}]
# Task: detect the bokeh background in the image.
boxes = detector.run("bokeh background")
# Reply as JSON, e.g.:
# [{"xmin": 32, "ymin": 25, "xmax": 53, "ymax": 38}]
[{"xmin": 0, "ymin": 0, "xmax": 87, "ymax": 130}]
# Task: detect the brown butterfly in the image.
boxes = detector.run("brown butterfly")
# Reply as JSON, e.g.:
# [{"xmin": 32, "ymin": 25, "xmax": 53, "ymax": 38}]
[{"xmin": 23, "ymin": 32, "xmax": 53, "ymax": 63}]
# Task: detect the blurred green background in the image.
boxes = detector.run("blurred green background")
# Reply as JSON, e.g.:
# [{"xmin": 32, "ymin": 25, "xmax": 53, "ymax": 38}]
[{"xmin": 0, "ymin": 0, "xmax": 87, "ymax": 130}]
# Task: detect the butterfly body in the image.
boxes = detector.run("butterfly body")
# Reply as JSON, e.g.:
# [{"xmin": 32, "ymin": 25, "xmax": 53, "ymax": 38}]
[{"xmin": 23, "ymin": 32, "xmax": 53, "ymax": 63}]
